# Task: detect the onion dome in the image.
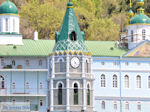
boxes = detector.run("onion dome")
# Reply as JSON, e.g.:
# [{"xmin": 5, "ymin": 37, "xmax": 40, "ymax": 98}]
[
  {"xmin": 0, "ymin": 0, "xmax": 18, "ymax": 14},
  {"xmin": 129, "ymin": 14, "xmax": 150, "ymax": 24},
  {"xmin": 128, "ymin": 8, "xmax": 134, "ymax": 18},
  {"xmin": 129, "ymin": 0, "xmax": 150, "ymax": 24}
]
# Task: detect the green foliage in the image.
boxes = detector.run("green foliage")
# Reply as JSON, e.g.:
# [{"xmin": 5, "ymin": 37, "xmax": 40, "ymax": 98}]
[{"xmin": 11, "ymin": 0, "xmax": 148, "ymax": 40}]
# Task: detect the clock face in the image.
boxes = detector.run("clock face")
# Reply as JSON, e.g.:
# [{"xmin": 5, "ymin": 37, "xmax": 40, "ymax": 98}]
[{"xmin": 71, "ymin": 57, "xmax": 80, "ymax": 68}]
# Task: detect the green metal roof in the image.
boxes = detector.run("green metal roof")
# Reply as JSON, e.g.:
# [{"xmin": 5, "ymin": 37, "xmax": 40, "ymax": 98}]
[
  {"xmin": 129, "ymin": 14, "xmax": 150, "ymax": 24},
  {"xmin": 54, "ymin": 1, "xmax": 87, "ymax": 52},
  {"xmin": 0, "ymin": 39, "xmax": 127, "ymax": 57},
  {"xmin": 0, "ymin": 0, "xmax": 18, "ymax": 14},
  {"xmin": 86, "ymin": 41, "xmax": 127, "ymax": 57}
]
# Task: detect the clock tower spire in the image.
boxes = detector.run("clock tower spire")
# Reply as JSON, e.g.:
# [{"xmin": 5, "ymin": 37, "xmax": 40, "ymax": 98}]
[{"xmin": 47, "ymin": 1, "xmax": 94, "ymax": 112}]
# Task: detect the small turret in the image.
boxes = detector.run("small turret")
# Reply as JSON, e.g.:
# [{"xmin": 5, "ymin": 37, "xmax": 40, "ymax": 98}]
[
  {"xmin": 128, "ymin": 0, "xmax": 134, "ymax": 18},
  {"xmin": 137, "ymin": 0, "xmax": 144, "ymax": 14}
]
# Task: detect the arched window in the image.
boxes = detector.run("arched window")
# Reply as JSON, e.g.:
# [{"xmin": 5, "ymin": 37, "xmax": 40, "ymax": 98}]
[
  {"xmin": 148, "ymin": 76, "xmax": 150, "ymax": 88},
  {"xmin": 125, "ymin": 102, "xmax": 129, "ymax": 110},
  {"xmin": 59, "ymin": 59, "xmax": 63, "ymax": 72},
  {"xmin": 58, "ymin": 83, "xmax": 62, "ymax": 105},
  {"xmin": 87, "ymin": 84, "xmax": 90, "ymax": 105},
  {"xmin": 40, "ymin": 100, "xmax": 43, "ymax": 106},
  {"xmin": 114, "ymin": 101, "xmax": 117, "ymax": 110},
  {"xmin": 74, "ymin": 83, "xmax": 78, "ymax": 105},
  {"xmin": 137, "ymin": 102, "xmax": 141, "ymax": 110},
  {"xmin": 6, "ymin": 18, "xmax": 8, "ymax": 32},
  {"xmin": 70, "ymin": 31, "xmax": 77, "ymax": 41},
  {"xmin": 12, "ymin": 82, "xmax": 16, "ymax": 89},
  {"xmin": 101, "ymin": 101, "xmax": 105, "ymax": 109},
  {"xmin": 136, "ymin": 75, "xmax": 141, "ymax": 88},
  {"xmin": 39, "ymin": 59, "xmax": 42, "ymax": 66},
  {"xmin": 26, "ymin": 82, "xmax": 29, "ymax": 89},
  {"xmin": 113, "ymin": 75, "xmax": 117, "ymax": 88},
  {"xmin": 142, "ymin": 29, "xmax": 146, "ymax": 40},
  {"xmin": 124, "ymin": 75, "xmax": 129, "ymax": 88},
  {"xmin": 40, "ymin": 82, "xmax": 43, "ymax": 89},
  {"xmin": 0, "ymin": 75, "xmax": 5, "ymax": 89},
  {"xmin": 12, "ymin": 60, "xmax": 16, "ymax": 66},
  {"xmin": 25, "ymin": 59, "xmax": 30, "ymax": 66},
  {"xmin": 131, "ymin": 30, "xmax": 134, "ymax": 42},
  {"xmin": 101, "ymin": 74, "xmax": 106, "ymax": 87}
]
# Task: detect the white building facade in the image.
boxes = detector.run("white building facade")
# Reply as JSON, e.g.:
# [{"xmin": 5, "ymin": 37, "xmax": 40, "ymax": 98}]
[{"xmin": 0, "ymin": 0, "xmax": 150, "ymax": 112}]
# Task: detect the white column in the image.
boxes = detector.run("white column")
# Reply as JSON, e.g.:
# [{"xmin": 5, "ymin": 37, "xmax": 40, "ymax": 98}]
[
  {"xmin": 82, "ymin": 56, "xmax": 86, "ymax": 110},
  {"xmin": 50, "ymin": 56, "xmax": 55, "ymax": 111},
  {"xmin": 66, "ymin": 55, "xmax": 70, "ymax": 111}
]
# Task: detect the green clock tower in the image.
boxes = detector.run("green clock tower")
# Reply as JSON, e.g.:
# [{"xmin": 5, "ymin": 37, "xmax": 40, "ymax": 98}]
[{"xmin": 47, "ymin": 1, "xmax": 94, "ymax": 112}]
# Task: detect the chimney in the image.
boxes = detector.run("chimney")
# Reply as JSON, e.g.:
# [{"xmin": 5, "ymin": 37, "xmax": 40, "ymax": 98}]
[{"xmin": 34, "ymin": 31, "xmax": 38, "ymax": 40}]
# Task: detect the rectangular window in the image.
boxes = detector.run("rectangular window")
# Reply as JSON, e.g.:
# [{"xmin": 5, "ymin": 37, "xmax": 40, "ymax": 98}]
[
  {"xmin": 6, "ymin": 18, "xmax": 8, "ymax": 32},
  {"xmin": 0, "ymin": 19, "xmax": 1, "ymax": 32},
  {"xmin": 1, "ymin": 58, "xmax": 5, "ymax": 66},
  {"xmin": 13, "ymin": 18, "xmax": 15, "ymax": 32}
]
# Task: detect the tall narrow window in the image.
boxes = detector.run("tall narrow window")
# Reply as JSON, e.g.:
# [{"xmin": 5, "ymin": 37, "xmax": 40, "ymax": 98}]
[
  {"xmin": 101, "ymin": 101, "xmax": 105, "ymax": 109},
  {"xmin": 58, "ymin": 83, "xmax": 62, "ymax": 105},
  {"xmin": 12, "ymin": 82, "xmax": 16, "ymax": 89},
  {"xmin": 12, "ymin": 60, "xmax": 16, "ymax": 66},
  {"xmin": 74, "ymin": 83, "xmax": 78, "ymax": 105},
  {"xmin": 6, "ymin": 18, "xmax": 8, "ymax": 32},
  {"xmin": 40, "ymin": 100, "xmax": 43, "ymax": 106},
  {"xmin": 113, "ymin": 75, "xmax": 117, "ymax": 88},
  {"xmin": 142, "ymin": 29, "xmax": 146, "ymax": 40},
  {"xmin": 25, "ymin": 59, "xmax": 30, "ymax": 66},
  {"xmin": 40, "ymin": 82, "xmax": 43, "ymax": 89},
  {"xmin": 114, "ymin": 101, "xmax": 117, "ymax": 110},
  {"xmin": 13, "ymin": 18, "xmax": 15, "ymax": 32},
  {"xmin": 0, "ymin": 19, "xmax": 1, "ymax": 32},
  {"xmin": 125, "ymin": 102, "xmax": 129, "ymax": 110},
  {"xmin": 39, "ymin": 59, "xmax": 42, "ymax": 66},
  {"xmin": 148, "ymin": 76, "xmax": 150, "ymax": 88},
  {"xmin": 26, "ymin": 82, "xmax": 29, "ymax": 89},
  {"xmin": 87, "ymin": 84, "xmax": 90, "ymax": 105},
  {"xmin": 101, "ymin": 74, "xmax": 106, "ymax": 87},
  {"xmin": 131, "ymin": 30, "xmax": 134, "ymax": 42},
  {"xmin": 86, "ymin": 60, "xmax": 89, "ymax": 73},
  {"xmin": 124, "ymin": 75, "xmax": 129, "ymax": 88},
  {"xmin": 136, "ymin": 75, "xmax": 141, "ymax": 88},
  {"xmin": 1, "ymin": 58, "xmax": 5, "ymax": 66},
  {"xmin": 137, "ymin": 102, "xmax": 141, "ymax": 110},
  {"xmin": 0, "ymin": 75, "xmax": 5, "ymax": 89},
  {"xmin": 60, "ymin": 59, "xmax": 63, "ymax": 72},
  {"xmin": 71, "ymin": 31, "xmax": 77, "ymax": 41}
]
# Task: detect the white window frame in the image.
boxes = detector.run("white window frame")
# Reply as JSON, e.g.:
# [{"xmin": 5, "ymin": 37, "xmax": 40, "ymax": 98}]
[
  {"xmin": 142, "ymin": 29, "xmax": 146, "ymax": 40},
  {"xmin": 113, "ymin": 75, "xmax": 117, "ymax": 88},
  {"xmin": 136, "ymin": 75, "xmax": 141, "ymax": 88},
  {"xmin": 124, "ymin": 75, "xmax": 129, "ymax": 88},
  {"xmin": 101, "ymin": 74, "xmax": 106, "ymax": 87},
  {"xmin": 101, "ymin": 101, "xmax": 105, "ymax": 109}
]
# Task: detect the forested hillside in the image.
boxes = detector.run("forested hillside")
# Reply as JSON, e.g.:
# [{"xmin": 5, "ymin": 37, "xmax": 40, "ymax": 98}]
[{"xmin": 1, "ymin": 0, "xmax": 150, "ymax": 40}]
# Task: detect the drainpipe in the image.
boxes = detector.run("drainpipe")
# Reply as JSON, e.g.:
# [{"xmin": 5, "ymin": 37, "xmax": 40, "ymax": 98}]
[{"xmin": 119, "ymin": 56, "xmax": 122, "ymax": 112}]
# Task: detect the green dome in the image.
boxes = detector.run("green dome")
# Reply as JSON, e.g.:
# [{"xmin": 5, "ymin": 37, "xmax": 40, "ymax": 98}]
[
  {"xmin": 129, "ymin": 14, "xmax": 150, "ymax": 24},
  {"xmin": 0, "ymin": 0, "xmax": 18, "ymax": 14},
  {"xmin": 137, "ymin": 0, "xmax": 144, "ymax": 2}
]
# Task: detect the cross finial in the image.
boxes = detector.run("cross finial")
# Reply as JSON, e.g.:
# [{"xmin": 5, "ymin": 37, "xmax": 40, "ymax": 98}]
[
  {"xmin": 130, "ymin": 0, "xmax": 132, "ymax": 8},
  {"xmin": 69, "ymin": 0, "xmax": 71, "ymax": 2}
]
